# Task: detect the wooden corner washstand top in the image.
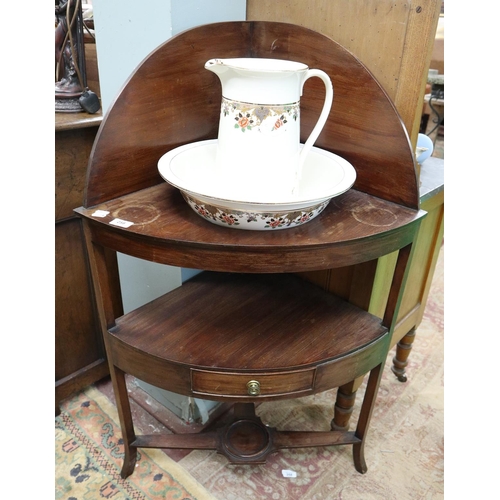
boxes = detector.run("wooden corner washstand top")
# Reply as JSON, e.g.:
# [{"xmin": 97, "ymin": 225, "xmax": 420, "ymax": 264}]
[{"xmin": 75, "ymin": 21, "xmax": 425, "ymax": 477}]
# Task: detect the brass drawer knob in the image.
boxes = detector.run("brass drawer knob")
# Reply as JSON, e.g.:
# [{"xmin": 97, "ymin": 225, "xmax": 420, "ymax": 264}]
[{"xmin": 246, "ymin": 380, "xmax": 261, "ymax": 396}]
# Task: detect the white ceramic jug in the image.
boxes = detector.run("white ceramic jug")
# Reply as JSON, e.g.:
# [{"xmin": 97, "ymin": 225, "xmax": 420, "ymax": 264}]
[{"xmin": 205, "ymin": 58, "xmax": 333, "ymax": 202}]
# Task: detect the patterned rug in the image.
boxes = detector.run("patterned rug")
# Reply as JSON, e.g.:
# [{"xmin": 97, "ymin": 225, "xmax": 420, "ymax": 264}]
[
  {"xmin": 55, "ymin": 386, "xmax": 217, "ymax": 500},
  {"xmin": 56, "ymin": 247, "xmax": 444, "ymax": 500}
]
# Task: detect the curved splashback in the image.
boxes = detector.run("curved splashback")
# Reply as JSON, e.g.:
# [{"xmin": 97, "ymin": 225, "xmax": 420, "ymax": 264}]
[{"xmin": 84, "ymin": 21, "xmax": 419, "ymax": 209}]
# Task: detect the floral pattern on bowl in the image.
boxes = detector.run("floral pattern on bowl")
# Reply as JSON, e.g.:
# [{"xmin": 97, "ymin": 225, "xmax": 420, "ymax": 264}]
[{"xmin": 182, "ymin": 192, "xmax": 329, "ymax": 230}]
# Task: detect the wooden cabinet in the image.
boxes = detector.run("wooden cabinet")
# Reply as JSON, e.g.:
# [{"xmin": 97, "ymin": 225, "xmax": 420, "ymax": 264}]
[
  {"xmin": 56, "ymin": 3, "xmax": 444, "ymax": 419},
  {"xmin": 75, "ymin": 21, "xmax": 426, "ymax": 476},
  {"xmin": 55, "ymin": 112, "xmax": 122, "ymax": 413}
]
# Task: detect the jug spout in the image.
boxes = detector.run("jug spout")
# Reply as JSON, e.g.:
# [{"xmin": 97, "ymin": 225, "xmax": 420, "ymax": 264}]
[
  {"xmin": 204, "ymin": 58, "xmax": 228, "ymax": 76},
  {"xmin": 205, "ymin": 59, "xmax": 234, "ymax": 97}
]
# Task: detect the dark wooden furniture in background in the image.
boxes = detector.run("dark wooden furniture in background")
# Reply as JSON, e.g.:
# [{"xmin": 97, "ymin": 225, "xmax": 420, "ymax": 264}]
[
  {"xmin": 55, "ymin": 112, "xmax": 122, "ymax": 413},
  {"xmin": 76, "ymin": 22, "xmax": 426, "ymax": 477}
]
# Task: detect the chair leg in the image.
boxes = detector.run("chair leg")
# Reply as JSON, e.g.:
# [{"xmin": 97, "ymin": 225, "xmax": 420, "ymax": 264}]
[
  {"xmin": 353, "ymin": 363, "xmax": 384, "ymax": 474},
  {"xmin": 109, "ymin": 365, "xmax": 138, "ymax": 479},
  {"xmin": 391, "ymin": 327, "xmax": 416, "ymax": 382}
]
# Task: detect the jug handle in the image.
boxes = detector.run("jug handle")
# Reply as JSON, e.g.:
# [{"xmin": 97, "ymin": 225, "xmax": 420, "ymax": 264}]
[{"xmin": 295, "ymin": 70, "xmax": 334, "ymax": 190}]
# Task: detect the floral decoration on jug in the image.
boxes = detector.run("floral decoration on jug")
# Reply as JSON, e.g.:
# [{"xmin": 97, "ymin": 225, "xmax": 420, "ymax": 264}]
[{"xmin": 222, "ymin": 97, "xmax": 300, "ymax": 133}]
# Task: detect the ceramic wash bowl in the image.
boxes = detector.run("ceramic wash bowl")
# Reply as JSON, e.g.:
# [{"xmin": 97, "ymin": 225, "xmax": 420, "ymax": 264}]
[{"xmin": 157, "ymin": 139, "xmax": 356, "ymax": 230}]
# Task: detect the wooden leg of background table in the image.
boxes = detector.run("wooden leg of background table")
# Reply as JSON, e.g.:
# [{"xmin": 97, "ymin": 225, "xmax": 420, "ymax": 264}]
[
  {"xmin": 391, "ymin": 327, "xmax": 416, "ymax": 382},
  {"xmin": 331, "ymin": 376, "xmax": 364, "ymax": 431}
]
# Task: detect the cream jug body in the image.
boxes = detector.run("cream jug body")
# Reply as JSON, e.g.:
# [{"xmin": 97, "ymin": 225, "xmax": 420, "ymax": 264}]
[{"xmin": 205, "ymin": 58, "xmax": 333, "ymax": 202}]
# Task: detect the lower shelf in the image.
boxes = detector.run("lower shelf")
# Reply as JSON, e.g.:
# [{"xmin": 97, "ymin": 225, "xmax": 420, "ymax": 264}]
[{"xmin": 107, "ymin": 272, "xmax": 389, "ymax": 402}]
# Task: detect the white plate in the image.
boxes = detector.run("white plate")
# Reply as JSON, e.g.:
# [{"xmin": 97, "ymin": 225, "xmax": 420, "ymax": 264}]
[{"xmin": 157, "ymin": 139, "xmax": 356, "ymax": 230}]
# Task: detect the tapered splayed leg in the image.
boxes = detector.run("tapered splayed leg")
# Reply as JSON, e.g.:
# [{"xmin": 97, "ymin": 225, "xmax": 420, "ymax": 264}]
[
  {"xmin": 352, "ymin": 363, "xmax": 384, "ymax": 474},
  {"xmin": 110, "ymin": 366, "xmax": 138, "ymax": 479},
  {"xmin": 391, "ymin": 327, "xmax": 416, "ymax": 382},
  {"xmin": 120, "ymin": 446, "xmax": 138, "ymax": 479},
  {"xmin": 352, "ymin": 441, "xmax": 367, "ymax": 473}
]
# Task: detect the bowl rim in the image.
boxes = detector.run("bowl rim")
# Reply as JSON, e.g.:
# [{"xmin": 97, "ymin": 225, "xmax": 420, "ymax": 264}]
[{"xmin": 158, "ymin": 139, "xmax": 356, "ymax": 208}]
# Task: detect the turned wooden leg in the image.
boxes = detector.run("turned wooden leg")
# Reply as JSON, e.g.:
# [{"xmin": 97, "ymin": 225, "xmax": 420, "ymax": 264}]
[
  {"xmin": 110, "ymin": 366, "xmax": 138, "ymax": 478},
  {"xmin": 391, "ymin": 327, "xmax": 416, "ymax": 382},
  {"xmin": 353, "ymin": 363, "xmax": 384, "ymax": 474},
  {"xmin": 331, "ymin": 376, "xmax": 364, "ymax": 431}
]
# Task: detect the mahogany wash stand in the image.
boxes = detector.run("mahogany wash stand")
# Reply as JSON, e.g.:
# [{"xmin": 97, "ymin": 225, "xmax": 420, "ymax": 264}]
[{"xmin": 75, "ymin": 22, "xmax": 425, "ymax": 477}]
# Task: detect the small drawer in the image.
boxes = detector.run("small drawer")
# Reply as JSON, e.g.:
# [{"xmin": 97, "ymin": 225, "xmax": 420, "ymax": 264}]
[{"xmin": 191, "ymin": 368, "xmax": 315, "ymax": 397}]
